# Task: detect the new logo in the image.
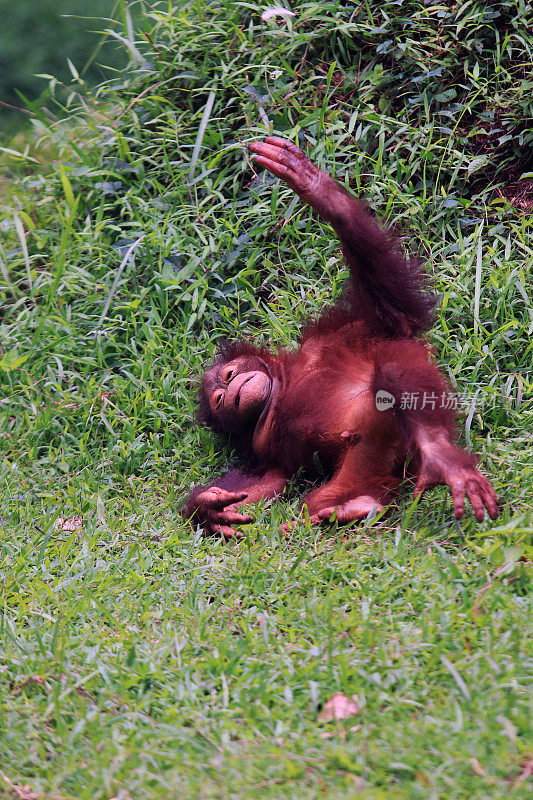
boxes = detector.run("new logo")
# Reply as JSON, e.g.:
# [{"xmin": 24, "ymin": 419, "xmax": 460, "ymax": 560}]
[{"xmin": 375, "ymin": 390, "xmax": 395, "ymax": 411}]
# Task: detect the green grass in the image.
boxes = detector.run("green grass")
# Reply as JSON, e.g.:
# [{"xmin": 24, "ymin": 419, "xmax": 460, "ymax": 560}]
[{"xmin": 0, "ymin": 1, "xmax": 531, "ymax": 798}]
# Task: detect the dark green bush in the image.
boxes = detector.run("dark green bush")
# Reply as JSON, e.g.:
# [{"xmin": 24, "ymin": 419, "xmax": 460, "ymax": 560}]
[{"xmin": 1, "ymin": 0, "xmax": 531, "ymax": 473}]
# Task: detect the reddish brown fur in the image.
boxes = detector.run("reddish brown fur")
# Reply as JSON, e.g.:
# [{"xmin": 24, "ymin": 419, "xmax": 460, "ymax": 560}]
[{"xmin": 183, "ymin": 138, "xmax": 498, "ymax": 536}]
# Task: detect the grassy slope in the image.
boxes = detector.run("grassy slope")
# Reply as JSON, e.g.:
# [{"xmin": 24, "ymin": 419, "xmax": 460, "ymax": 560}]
[{"xmin": 0, "ymin": 2, "xmax": 531, "ymax": 798}]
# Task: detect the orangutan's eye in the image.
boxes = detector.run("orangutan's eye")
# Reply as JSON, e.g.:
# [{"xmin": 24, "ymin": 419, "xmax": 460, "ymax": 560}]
[
  {"xmin": 213, "ymin": 390, "xmax": 224, "ymax": 411},
  {"xmin": 223, "ymin": 366, "xmax": 236, "ymax": 382}
]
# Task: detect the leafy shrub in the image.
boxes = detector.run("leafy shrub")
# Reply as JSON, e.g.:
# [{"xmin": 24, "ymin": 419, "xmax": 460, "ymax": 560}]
[{"xmin": 0, "ymin": 0, "xmax": 531, "ymax": 480}]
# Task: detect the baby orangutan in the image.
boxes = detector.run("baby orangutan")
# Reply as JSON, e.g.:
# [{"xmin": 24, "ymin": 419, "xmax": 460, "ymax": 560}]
[{"xmin": 183, "ymin": 137, "xmax": 498, "ymax": 538}]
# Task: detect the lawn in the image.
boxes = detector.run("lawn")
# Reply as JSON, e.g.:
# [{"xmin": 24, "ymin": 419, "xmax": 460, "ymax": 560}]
[{"xmin": 0, "ymin": 2, "xmax": 531, "ymax": 798}]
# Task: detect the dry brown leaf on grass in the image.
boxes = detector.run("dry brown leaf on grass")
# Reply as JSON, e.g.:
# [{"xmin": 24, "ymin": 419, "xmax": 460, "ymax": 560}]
[
  {"xmin": 512, "ymin": 757, "xmax": 533, "ymax": 787},
  {"xmin": 470, "ymin": 757, "xmax": 485, "ymax": 776},
  {"xmin": 54, "ymin": 516, "xmax": 84, "ymax": 532},
  {"xmin": 262, "ymin": 8, "xmax": 296, "ymax": 22},
  {"xmin": 1, "ymin": 775, "xmax": 40, "ymax": 800},
  {"xmin": 318, "ymin": 692, "xmax": 362, "ymax": 722},
  {"xmin": 9, "ymin": 675, "xmax": 46, "ymax": 693}
]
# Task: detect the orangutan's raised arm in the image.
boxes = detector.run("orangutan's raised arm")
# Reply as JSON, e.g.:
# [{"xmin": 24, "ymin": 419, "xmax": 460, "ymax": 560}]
[{"xmin": 249, "ymin": 136, "xmax": 433, "ymax": 338}]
